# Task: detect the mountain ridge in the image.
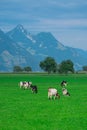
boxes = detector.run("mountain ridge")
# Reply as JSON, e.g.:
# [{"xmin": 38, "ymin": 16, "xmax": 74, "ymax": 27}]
[{"xmin": 0, "ymin": 24, "xmax": 87, "ymax": 71}]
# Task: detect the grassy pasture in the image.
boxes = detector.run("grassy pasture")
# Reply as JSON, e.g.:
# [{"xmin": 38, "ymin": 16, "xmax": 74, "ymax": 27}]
[{"xmin": 0, "ymin": 73, "xmax": 87, "ymax": 130}]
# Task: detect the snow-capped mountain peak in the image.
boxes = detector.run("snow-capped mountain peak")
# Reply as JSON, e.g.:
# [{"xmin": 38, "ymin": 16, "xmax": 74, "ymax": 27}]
[{"xmin": 14, "ymin": 24, "xmax": 28, "ymax": 35}]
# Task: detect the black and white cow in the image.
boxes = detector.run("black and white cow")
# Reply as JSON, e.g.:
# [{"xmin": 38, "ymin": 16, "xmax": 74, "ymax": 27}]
[
  {"xmin": 30, "ymin": 85, "xmax": 38, "ymax": 94},
  {"xmin": 61, "ymin": 80, "xmax": 67, "ymax": 87},
  {"xmin": 62, "ymin": 88, "xmax": 70, "ymax": 96},
  {"xmin": 19, "ymin": 81, "xmax": 32, "ymax": 89}
]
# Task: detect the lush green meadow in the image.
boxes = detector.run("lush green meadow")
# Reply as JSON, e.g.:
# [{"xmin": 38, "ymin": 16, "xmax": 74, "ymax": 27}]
[{"xmin": 0, "ymin": 73, "xmax": 87, "ymax": 130}]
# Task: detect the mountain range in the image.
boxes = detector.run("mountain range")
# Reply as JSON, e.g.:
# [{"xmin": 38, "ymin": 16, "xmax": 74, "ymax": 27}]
[{"xmin": 0, "ymin": 24, "xmax": 87, "ymax": 72}]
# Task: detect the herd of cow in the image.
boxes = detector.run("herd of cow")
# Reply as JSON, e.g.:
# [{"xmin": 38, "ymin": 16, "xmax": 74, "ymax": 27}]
[{"xmin": 19, "ymin": 80, "xmax": 70, "ymax": 100}]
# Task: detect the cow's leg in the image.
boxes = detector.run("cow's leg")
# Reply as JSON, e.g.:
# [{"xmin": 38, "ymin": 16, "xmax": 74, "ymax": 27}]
[{"xmin": 54, "ymin": 95, "xmax": 56, "ymax": 100}]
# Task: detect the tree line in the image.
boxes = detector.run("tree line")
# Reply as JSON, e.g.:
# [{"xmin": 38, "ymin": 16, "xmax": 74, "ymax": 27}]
[
  {"xmin": 13, "ymin": 56, "xmax": 87, "ymax": 73},
  {"xmin": 13, "ymin": 66, "xmax": 32, "ymax": 72}
]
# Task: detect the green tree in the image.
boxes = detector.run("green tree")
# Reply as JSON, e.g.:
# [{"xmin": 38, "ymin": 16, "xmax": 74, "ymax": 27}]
[
  {"xmin": 23, "ymin": 66, "xmax": 32, "ymax": 72},
  {"xmin": 39, "ymin": 57, "xmax": 57, "ymax": 73},
  {"xmin": 59, "ymin": 60, "xmax": 74, "ymax": 74},
  {"xmin": 13, "ymin": 66, "xmax": 23, "ymax": 72}
]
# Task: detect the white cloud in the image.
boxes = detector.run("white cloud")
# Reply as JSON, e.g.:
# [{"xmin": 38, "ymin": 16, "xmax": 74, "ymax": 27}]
[{"xmin": 29, "ymin": 18, "xmax": 87, "ymax": 30}]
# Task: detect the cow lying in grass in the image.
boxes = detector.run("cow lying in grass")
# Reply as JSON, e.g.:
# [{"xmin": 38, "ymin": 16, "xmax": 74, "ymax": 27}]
[
  {"xmin": 19, "ymin": 81, "xmax": 32, "ymax": 89},
  {"xmin": 48, "ymin": 88, "xmax": 60, "ymax": 100},
  {"xmin": 62, "ymin": 88, "xmax": 70, "ymax": 96}
]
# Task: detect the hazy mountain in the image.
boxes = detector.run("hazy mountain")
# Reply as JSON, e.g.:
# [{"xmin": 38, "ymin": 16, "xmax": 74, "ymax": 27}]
[
  {"xmin": 0, "ymin": 28, "xmax": 39, "ymax": 71},
  {"xmin": 0, "ymin": 24, "xmax": 87, "ymax": 71}
]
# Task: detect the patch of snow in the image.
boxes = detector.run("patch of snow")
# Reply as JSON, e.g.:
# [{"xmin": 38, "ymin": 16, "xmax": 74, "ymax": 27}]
[
  {"xmin": 57, "ymin": 42, "xmax": 66, "ymax": 50},
  {"xmin": 38, "ymin": 53, "xmax": 48, "ymax": 57},
  {"xmin": 27, "ymin": 47, "xmax": 36, "ymax": 55},
  {"xmin": 26, "ymin": 34, "xmax": 36, "ymax": 43}
]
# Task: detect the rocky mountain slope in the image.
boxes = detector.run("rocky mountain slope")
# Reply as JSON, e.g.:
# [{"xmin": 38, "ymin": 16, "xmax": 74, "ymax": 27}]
[{"xmin": 0, "ymin": 24, "xmax": 87, "ymax": 71}]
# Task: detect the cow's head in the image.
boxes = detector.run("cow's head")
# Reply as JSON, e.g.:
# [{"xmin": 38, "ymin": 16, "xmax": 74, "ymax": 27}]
[{"xmin": 56, "ymin": 93, "xmax": 60, "ymax": 99}]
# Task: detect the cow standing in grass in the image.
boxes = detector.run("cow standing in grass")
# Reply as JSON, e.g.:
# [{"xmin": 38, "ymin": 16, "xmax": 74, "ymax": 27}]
[
  {"xmin": 60, "ymin": 80, "xmax": 70, "ymax": 96},
  {"xmin": 30, "ymin": 85, "xmax": 38, "ymax": 94},
  {"xmin": 61, "ymin": 80, "xmax": 67, "ymax": 87},
  {"xmin": 19, "ymin": 81, "xmax": 32, "ymax": 89},
  {"xmin": 48, "ymin": 88, "xmax": 60, "ymax": 100}
]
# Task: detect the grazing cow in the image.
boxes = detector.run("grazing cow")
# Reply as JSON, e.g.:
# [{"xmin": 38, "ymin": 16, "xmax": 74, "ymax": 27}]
[
  {"xmin": 61, "ymin": 80, "xmax": 67, "ymax": 87},
  {"xmin": 23, "ymin": 81, "xmax": 29, "ymax": 89},
  {"xmin": 27, "ymin": 81, "xmax": 32, "ymax": 89},
  {"xmin": 30, "ymin": 85, "xmax": 38, "ymax": 94},
  {"xmin": 48, "ymin": 88, "xmax": 60, "ymax": 100},
  {"xmin": 62, "ymin": 88, "xmax": 70, "ymax": 96},
  {"xmin": 19, "ymin": 81, "xmax": 32, "ymax": 89}
]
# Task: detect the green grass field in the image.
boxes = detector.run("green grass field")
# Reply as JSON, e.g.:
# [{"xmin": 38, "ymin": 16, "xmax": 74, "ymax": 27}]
[{"xmin": 0, "ymin": 73, "xmax": 87, "ymax": 130}]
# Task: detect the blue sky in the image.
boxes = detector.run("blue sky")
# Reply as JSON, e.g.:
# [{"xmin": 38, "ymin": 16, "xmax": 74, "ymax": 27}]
[{"xmin": 0, "ymin": 0, "xmax": 87, "ymax": 50}]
